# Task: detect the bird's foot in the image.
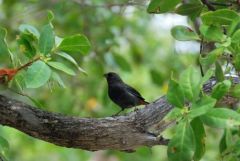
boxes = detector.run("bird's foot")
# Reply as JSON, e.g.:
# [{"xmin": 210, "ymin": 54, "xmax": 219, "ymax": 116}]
[{"xmin": 134, "ymin": 107, "xmax": 139, "ymax": 112}]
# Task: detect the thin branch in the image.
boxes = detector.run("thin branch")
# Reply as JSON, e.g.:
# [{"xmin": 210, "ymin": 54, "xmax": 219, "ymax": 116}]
[
  {"xmin": 71, "ymin": 0, "xmax": 145, "ymax": 8},
  {"xmin": 210, "ymin": 1, "xmax": 232, "ymax": 7},
  {"xmin": 16, "ymin": 57, "xmax": 41, "ymax": 72},
  {"xmin": 201, "ymin": 0, "xmax": 216, "ymax": 11},
  {"xmin": 199, "ymin": 38, "xmax": 204, "ymax": 76}
]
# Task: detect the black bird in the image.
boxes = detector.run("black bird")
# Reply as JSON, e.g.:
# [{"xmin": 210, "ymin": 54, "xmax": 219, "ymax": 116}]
[{"xmin": 104, "ymin": 72, "xmax": 149, "ymax": 115}]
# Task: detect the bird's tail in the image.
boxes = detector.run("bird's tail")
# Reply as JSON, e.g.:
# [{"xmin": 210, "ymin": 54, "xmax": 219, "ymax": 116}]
[{"xmin": 139, "ymin": 100, "xmax": 149, "ymax": 105}]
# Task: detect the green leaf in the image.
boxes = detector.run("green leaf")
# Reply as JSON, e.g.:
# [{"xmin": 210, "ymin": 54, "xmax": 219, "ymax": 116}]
[
  {"xmin": 201, "ymin": 108, "xmax": 240, "ymax": 128},
  {"xmin": 175, "ymin": 3, "xmax": 203, "ymax": 18},
  {"xmin": 167, "ymin": 79, "xmax": 185, "ymax": 108},
  {"xmin": 168, "ymin": 120, "xmax": 195, "ymax": 161},
  {"xmin": 17, "ymin": 32, "xmax": 37, "ymax": 58},
  {"xmin": 51, "ymin": 72, "xmax": 65, "ymax": 88},
  {"xmin": 113, "ymin": 54, "xmax": 131, "ymax": 72},
  {"xmin": 199, "ymin": 25, "xmax": 225, "ymax": 42},
  {"xmin": 150, "ymin": 69, "xmax": 164, "ymax": 86},
  {"xmin": 231, "ymin": 29, "xmax": 240, "ymax": 44},
  {"xmin": 215, "ymin": 61, "xmax": 224, "ymax": 82},
  {"xmin": 0, "ymin": 27, "xmax": 9, "ymax": 55},
  {"xmin": 12, "ymin": 70, "xmax": 26, "ymax": 91},
  {"xmin": 58, "ymin": 34, "xmax": 91, "ymax": 55},
  {"xmin": 201, "ymin": 9, "xmax": 239, "ymax": 26},
  {"xmin": 191, "ymin": 118, "xmax": 206, "ymax": 161},
  {"xmin": 25, "ymin": 60, "xmax": 51, "ymax": 88},
  {"xmin": 219, "ymin": 130, "xmax": 227, "ymax": 154},
  {"xmin": 211, "ymin": 80, "xmax": 231, "ymax": 100},
  {"xmin": 19, "ymin": 24, "xmax": 40, "ymax": 38},
  {"xmin": 201, "ymin": 69, "xmax": 214, "ymax": 85},
  {"xmin": 56, "ymin": 52, "xmax": 87, "ymax": 74},
  {"xmin": 200, "ymin": 48, "xmax": 224, "ymax": 68},
  {"xmin": 47, "ymin": 10, "xmax": 54, "ymax": 22},
  {"xmin": 179, "ymin": 67, "xmax": 201, "ymax": 101},
  {"xmin": 47, "ymin": 61, "xmax": 76, "ymax": 76},
  {"xmin": 227, "ymin": 18, "xmax": 240, "ymax": 36},
  {"xmin": 189, "ymin": 96, "xmax": 216, "ymax": 119},
  {"xmin": 147, "ymin": 0, "xmax": 181, "ymax": 14},
  {"xmin": 171, "ymin": 26, "xmax": 199, "ymax": 41},
  {"xmin": 39, "ymin": 24, "xmax": 55, "ymax": 55},
  {"xmin": 0, "ymin": 135, "xmax": 9, "ymax": 160},
  {"xmin": 233, "ymin": 54, "xmax": 240, "ymax": 71},
  {"xmin": 164, "ymin": 108, "xmax": 182, "ymax": 121},
  {"xmin": 231, "ymin": 84, "xmax": 240, "ymax": 98}
]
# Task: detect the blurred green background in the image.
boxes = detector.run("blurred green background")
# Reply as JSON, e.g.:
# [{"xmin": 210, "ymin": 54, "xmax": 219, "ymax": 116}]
[{"xmin": 0, "ymin": 0, "xmax": 222, "ymax": 160}]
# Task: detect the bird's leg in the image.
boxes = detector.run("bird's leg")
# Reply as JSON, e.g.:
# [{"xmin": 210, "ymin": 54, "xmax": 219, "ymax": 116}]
[
  {"xmin": 134, "ymin": 106, "xmax": 139, "ymax": 112},
  {"xmin": 112, "ymin": 109, "xmax": 124, "ymax": 116}
]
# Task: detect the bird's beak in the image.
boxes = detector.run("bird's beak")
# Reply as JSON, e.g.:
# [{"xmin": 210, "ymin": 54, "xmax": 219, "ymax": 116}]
[{"xmin": 103, "ymin": 74, "xmax": 107, "ymax": 77}]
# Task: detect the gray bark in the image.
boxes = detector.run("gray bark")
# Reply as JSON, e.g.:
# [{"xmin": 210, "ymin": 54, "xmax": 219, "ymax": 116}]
[{"xmin": 0, "ymin": 78, "xmax": 238, "ymax": 151}]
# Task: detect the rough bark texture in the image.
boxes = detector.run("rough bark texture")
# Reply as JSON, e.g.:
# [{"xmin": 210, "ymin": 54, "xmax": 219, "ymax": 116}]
[
  {"xmin": 0, "ymin": 94, "xmax": 172, "ymax": 151},
  {"xmin": 0, "ymin": 78, "xmax": 238, "ymax": 151}
]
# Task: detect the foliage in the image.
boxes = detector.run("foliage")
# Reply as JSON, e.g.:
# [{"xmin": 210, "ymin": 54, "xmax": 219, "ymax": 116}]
[{"xmin": 1, "ymin": 0, "xmax": 240, "ymax": 161}]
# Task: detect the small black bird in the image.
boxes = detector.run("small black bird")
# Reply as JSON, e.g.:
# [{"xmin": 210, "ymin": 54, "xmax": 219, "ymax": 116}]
[{"xmin": 104, "ymin": 72, "xmax": 149, "ymax": 115}]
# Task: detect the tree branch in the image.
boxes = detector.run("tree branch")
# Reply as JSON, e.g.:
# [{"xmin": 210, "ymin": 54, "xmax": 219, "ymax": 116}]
[
  {"xmin": 201, "ymin": 0, "xmax": 216, "ymax": 11},
  {"xmin": 0, "ymin": 94, "xmax": 172, "ymax": 151},
  {"xmin": 0, "ymin": 78, "xmax": 238, "ymax": 151}
]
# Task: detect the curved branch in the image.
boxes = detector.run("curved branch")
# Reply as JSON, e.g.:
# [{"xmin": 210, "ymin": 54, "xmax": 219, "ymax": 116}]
[
  {"xmin": 0, "ymin": 78, "xmax": 238, "ymax": 151},
  {"xmin": 0, "ymin": 94, "xmax": 172, "ymax": 151}
]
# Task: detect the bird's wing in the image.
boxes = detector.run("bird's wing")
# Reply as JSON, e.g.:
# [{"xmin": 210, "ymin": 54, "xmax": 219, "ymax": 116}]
[{"xmin": 124, "ymin": 84, "xmax": 144, "ymax": 100}]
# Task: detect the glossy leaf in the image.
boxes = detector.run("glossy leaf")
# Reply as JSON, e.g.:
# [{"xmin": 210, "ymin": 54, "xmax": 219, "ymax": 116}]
[
  {"xmin": 231, "ymin": 84, "xmax": 240, "ymax": 98},
  {"xmin": 168, "ymin": 120, "xmax": 195, "ymax": 161},
  {"xmin": 47, "ymin": 10, "xmax": 54, "ymax": 22},
  {"xmin": 58, "ymin": 34, "xmax": 91, "ymax": 55},
  {"xmin": 215, "ymin": 61, "xmax": 224, "ymax": 82},
  {"xmin": 39, "ymin": 24, "xmax": 55, "ymax": 55},
  {"xmin": 201, "ymin": 9, "xmax": 239, "ymax": 26},
  {"xmin": 211, "ymin": 80, "xmax": 231, "ymax": 100},
  {"xmin": 0, "ymin": 136, "xmax": 9, "ymax": 160},
  {"xmin": 17, "ymin": 32, "xmax": 37, "ymax": 58},
  {"xmin": 19, "ymin": 24, "xmax": 40, "ymax": 38},
  {"xmin": 219, "ymin": 130, "xmax": 227, "ymax": 154},
  {"xmin": 201, "ymin": 69, "xmax": 214, "ymax": 85},
  {"xmin": 233, "ymin": 54, "xmax": 240, "ymax": 71},
  {"xmin": 167, "ymin": 79, "xmax": 185, "ymax": 108},
  {"xmin": 0, "ymin": 27, "xmax": 11, "ymax": 57},
  {"xmin": 113, "ymin": 54, "xmax": 131, "ymax": 72},
  {"xmin": 189, "ymin": 96, "xmax": 216, "ymax": 119},
  {"xmin": 231, "ymin": 29, "xmax": 240, "ymax": 43},
  {"xmin": 200, "ymin": 48, "xmax": 224, "ymax": 68},
  {"xmin": 171, "ymin": 25, "xmax": 199, "ymax": 41},
  {"xmin": 191, "ymin": 118, "xmax": 206, "ymax": 161},
  {"xmin": 147, "ymin": 0, "xmax": 181, "ymax": 14},
  {"xmin": 48, "ymin": 61, "xmax": 76, "ymax": 76},
  {"xmin": 150, "ymin": 69, "xmax": 164, "ymax": 86},
  {"xmin": 164, "ymin": 108, "xmax": 182, "ymax": 121},
  {"xmin": 51, "ymin": 72, "xmax": 66, "ymax": 88},
  {"xmin": 25, "ymin": 60, "xmax": 51, "ymax": 88},
  {"xmin": 56, "ymin": 52, "xmax": 87, "ymax": 74},
  {"xmin": 175, "ymin": 3, "xmax": 203, "ymax": 18},
  {"xmin": 199, "ymin": 25, "xmax": 225, "ymax": 42},
  {"xmin": 179, "ymin": 67, "xmax": 201, "ymax": 101},
  {"xmin": 201, "ymin": 108, "xmax": 240, "ymax": 128}
]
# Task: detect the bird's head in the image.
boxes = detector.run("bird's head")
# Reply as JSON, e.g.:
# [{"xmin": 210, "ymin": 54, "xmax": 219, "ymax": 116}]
[{"xmin": 104, "ymin": 72, "xmax": 123, "ymax": 84}]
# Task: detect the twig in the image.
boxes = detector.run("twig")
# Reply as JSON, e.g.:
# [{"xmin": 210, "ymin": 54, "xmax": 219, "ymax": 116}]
[
  {"xmin": 210, "ymin": 1, "xmax": 232, "ymax": 7},
  {"xmin": 201, "ymin": 0, "xmax": 216, "ymax": 11},
  {"xmin": 16, "ymin": 57, "xmax": 41, "ymax": 71},
  {"xmin": 199, "ymin": 38, "xmax": 204, "ymax": 76},
  {"xmin": 72, "ymin": 0, "xmax": 145, "ymax": 8}
]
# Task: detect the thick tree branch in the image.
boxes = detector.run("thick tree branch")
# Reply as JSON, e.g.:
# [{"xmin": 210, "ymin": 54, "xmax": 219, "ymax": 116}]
[
  {"xmin": 0, "ymin": 94, "xmax": 172, "ymax": 151},
  {"xmin": 0, "ymin": 78, "xmax": 238, "ymax": 151}
]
